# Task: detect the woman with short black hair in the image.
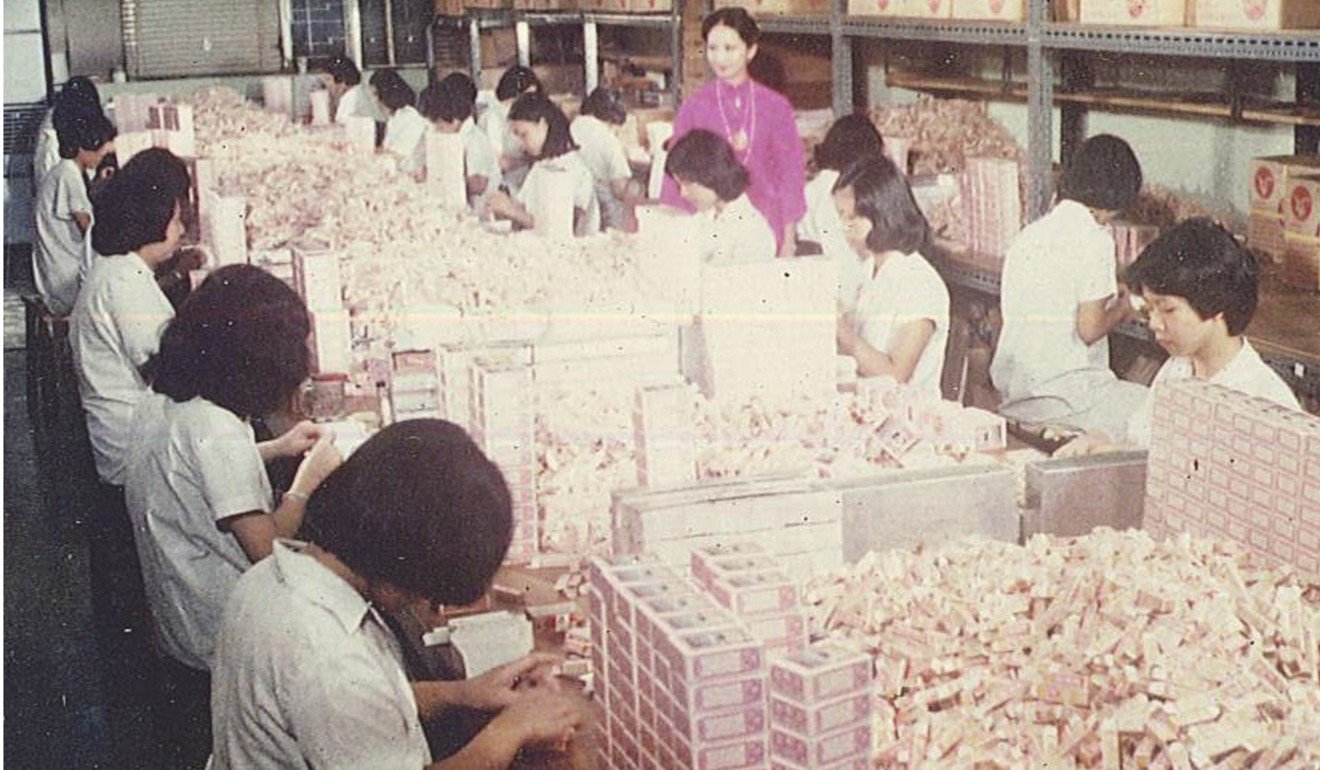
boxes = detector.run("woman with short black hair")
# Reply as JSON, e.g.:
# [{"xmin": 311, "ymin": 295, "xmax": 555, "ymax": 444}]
[
  {"xmin": 664, "ymin": 128, "xmax": 774, "ymax": 265},
  {"xmin": 124, "ymin": 264, "xmax": 343, "ymax": 767},
  {"xmin": 832, "ymin": 156, "xmax": 950, "ymax": 395},
  {"xmin": 371, "ymin": 68, "xmax": 428, "ymax": 176},
  {"xmin": 480, "ymin": 66, "xmax": 544, "ymax": 189},
  {"xmin": 485, "ymin": 93, "xmax": 600, "ymax": 237}
]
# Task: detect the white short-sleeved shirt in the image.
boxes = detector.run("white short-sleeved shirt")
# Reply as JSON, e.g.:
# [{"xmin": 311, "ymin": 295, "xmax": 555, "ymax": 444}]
[
  {"xmin": 797, "ymin": 169, "xmax": 865, "ymax": 309},
  {"xmin": 517, "ymin": 150, "xmax": 600, "ymax": 237},
  {"xmin": 991, "ymin": 200, "xmax": 1118, "ymax": 406},
  {"xmin": 34, "ymin": 159, "xmax": 94, "ymax": 316},
  {"xmin": 125, "ymin": 393, "xmax": 273, "ymax": 671},
  {"xmin": 334, "ymin": 83, "xmax": 371, "ymax": 124},
  {"xmin": 33, "ymin": 109, "xmax": 61, "ymax": 188},
  {"xmin": 211, "ymin": 540, "xmax": 431, "ymax": 770},
  {"xmin": 850, "ymin": 250, "xmax": 951, "ymax": 398},
  {"xmin": 571, "ymin": 115, "xmax": 630, "ymax": 185},
  {"xmin": 1126, "ymin": 339, "xmax": 1301, "ymax": 447},
  {"xmin": 459, "ymin": 117, "xmax": 500, "ymax": 206},
  {"xmin": 478, "ymin": 100, "xmax": 523, "ymax": 163},
  {"xmin": 383, "ymin": 105, "xmax": 428, "ymax": 175},
  {"xmin": 70, "ymin": 253, "xmax": 176, "ymax": 484},
  {"xmin": 701, "ymin": 194, "xmax": 777, "ymax": 266}
]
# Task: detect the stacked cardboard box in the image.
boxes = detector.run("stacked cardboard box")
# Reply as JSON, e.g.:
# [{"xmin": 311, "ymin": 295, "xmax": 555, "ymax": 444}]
[
  {"xmin": 692, "ymin": 543, "xmax": 808, "ymax": 658},
  {"xmin": 950, "ymin": 0, "xmax": 1024, "ymax": 20},
  {"xmin": 694, "ymin": 258, "xmax": 837, "ymax": 404},
  {"xmin": 201, "ymin": 189, "xmax": 248, "ymax": 267},
  {"xmin": 115, "ymin": 131, "xmax": 155, "ymax": 166},
  {"xmin": 716, "ymin": 0, "xmax": 830, "ymax": 15},
  {"xmin": 112, "ymin": 93, "xmax": 159, "ymax": 133},
  {"xmin": 250, "ymin": 248, "xmax": 295, "ymax": 289},
  {"xmin": 309, "ymin": 310, "xmax": 353, "ymax": 374},
  {"xmin": 1078, "ymin": 0, "xmax": 1187, "ymax": 26},
  {"xmin": 435, "ymin": 342, "xmax": 533, "ymax": 432},
  {"xmin": 425, "ymin": 130, "xmax": 467, "ymax": 211},
  {"xmin": 612, "ymin": 478, "xmax": 844, "ymax": 581},
  {"xmin": 1109, "ymin": 221, "xmax": 1160, "ymax": 269},
  {"xmin": 293, "ymin": 243, "xmax": 344, "ymax": 312},
  {"xmin": 633, "ymin": 380, "xmax": 697, "ymax": 489},
  {"xmin": 1282, "ymin": 172, "xmax": 1320, "ymax": 290},
  {"xmin": 961, "ymin": 157, "xmax": 1021, "ymax": 263},
  {"xmin": 768, "ymin": 645, "xmax": 874, "ymax": 770},
  {"xmin": 389, "ymin": 349, "xmax": 444, "ymax": 422},
  {"xmin": 1246, "ymin": 155, "xmax": 1320, "ymax": 264},
  {"xmin": 147, "ymin": 102, "xmax": 196, "ymax": 158},
  {"xmin": 1190, "ymin": 0, "xmax": 1320, "ymax": 31},
  {"xmin": 588, "ymin": 556, "xmax": 769, "ymax": 770},
  {"xmin": 847, "ymin": 0, "xmax": 952, "ymax": 18},
  {"xmin": 187, "ymin": 157, "xmax": 216, "ymax": 241},
  {"xmin": 470, "ymin": 359, "xmax": 539, "ymax": 562},
  {"xmin": 1144, "ymin": 378, "xmax": 1320, "ymax": 575}
]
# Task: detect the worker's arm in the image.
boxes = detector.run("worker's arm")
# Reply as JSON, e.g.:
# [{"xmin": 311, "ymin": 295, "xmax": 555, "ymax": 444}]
[
  {"xmin": 226, "ymin": 435, "xmax": 341, "ymax": 562},
  {"xmin": 72, "ymin": 211, "xmax": 92, "ymax": 234},
  {"xmin": 485, "ymin": 190, "xmax": 535, "ymax": 230},
  {"xmin": 425, "ymin": 692, "xmax": 584, "ymax": 770},
  {"xmin": 778, "ymin": 225, "xmax": 798, "ymax": 259},
  {"xmin": 1076, "ymin": 286, "xmax": 1137, "ymax": 345},
  {"xmin": 467, "ymin": 174, "xmax": 490, "ymax": 198},
  {"xmin": 838, "ymin": 315, "xmax": 936, "ymax": 383}
]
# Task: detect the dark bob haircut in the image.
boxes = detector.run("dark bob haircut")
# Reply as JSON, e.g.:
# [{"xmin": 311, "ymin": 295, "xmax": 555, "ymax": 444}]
[
  {"xmin": 369, "ymin": 68, "xmax": 415, "ymax": 113},
  {"xmin": 665, "ymin": 129, "xmax": 748, "ymax": 202},
  {"xmin": 91, "ymin": 158, "xmax": 181, "ymax": 256},
  {"xmin": 833, "ymin": 156, "xmax": 930, "ymax": 255},
  {"xmin": 57, "ymin": 112, "xmax": 116, "ymax": 159},
  {"xmin": 52, "ymin": 76, "xmax": 104, "ymax": 131},
  {"xmin": 1058, "ymin": 133, "xmax": 1142, "ymax": 212},
  {"xmin": 145, "ymin": 264, "xmax": 310, "ymax": 419},
  {"xmin": 1125, "ymin": 217, "xmax": 1258, "ymax": 336},
  {"xmin": 301, "ymin": 419, "xmax": 513, "ymax": 606},
  {"xmin": 580, "ymin": 87, "xmax": 627, "ymax": 126},
  {"xmin": 419, "ymin": 72, "xmax": 477, "ymax": 124},
  {"xmin": 815, "ymin": 114, "xmax": 884, "ymax": 173},
  {"xmin": 495, "ymin": 65, "xmax": 542, "ymax": 102},
  {"xmin": 320, "ymin": 55, "xmax": 361, "ymax": 87},
  {"xmin": 702, "ymin": 7, "xmax": 760, "ymax": 47},
  {"xmin": 508, "ymin": 93, "xmax": 576, "ymax": 159}
]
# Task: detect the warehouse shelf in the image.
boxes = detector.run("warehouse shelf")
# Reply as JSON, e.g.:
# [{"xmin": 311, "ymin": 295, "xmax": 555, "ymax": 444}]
[
  {"xmin": 1041, "ymin": 23, "xmax": 1320, "ymax": 63},
  {"xmin": 756, "ymin": 14, "xmax": 832, "ymax": 35},
  {"xmin": 842, "ymin": 16, "xmax": 1027, "ymax": 45}
]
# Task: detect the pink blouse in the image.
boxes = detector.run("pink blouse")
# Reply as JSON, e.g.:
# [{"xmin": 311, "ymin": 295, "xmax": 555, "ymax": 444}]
[{"xmin": 661, "ymin": 79, "xmax": 806, "ymax": 251}]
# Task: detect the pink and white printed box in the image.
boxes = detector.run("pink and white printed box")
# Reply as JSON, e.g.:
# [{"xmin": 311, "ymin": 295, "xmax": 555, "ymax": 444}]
[
  {"xmin": 770, "ymin": 724, "xmax": 872, "ymax": 767},
  {"xmin": 771, "ymin": 757, "xmax": 871, "ymax": 770},
  {"xmin": 769, "ymin": 645, "xmax": 872, "ymax": 705},
  {"xmin": 692, "ymin": 553, "xmax": 781, "ymax": 591},
  {"xmin": 657, "ymin": 626, "xmax": 765, "ymax": 686},
  {"xmin": 706, "ymin": 570, "xmax": 800, "ymax": 616},
  {"xmin": 769, "ymin": 690, "xmax": 871, "ymax": 736}
]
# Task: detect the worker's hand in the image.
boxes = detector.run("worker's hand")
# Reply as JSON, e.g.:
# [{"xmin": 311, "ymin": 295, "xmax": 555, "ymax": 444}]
[
  {"xmin": 836, "ymin": 314, "xmax": 860, "ymax": 355},
  {"xmin": 484, "ymin": 190, "xmax": 517, "ymax": 220},
  {"xmin": 1053, "ymin": 431, "xmax": 1116, "ymax": 459},
  {"xmin": 460, "ymin": 652, "xmax": 564, "ymax": 711},
  {"xmin": 289, "ymin": 433, "xmax": 342, "ymax": 497},
  {"xmin": 778, "ymin": 229, "xmax": 798, "ymax": 259},
  {"xmin": 488, "ymin": 691, "xmax": 584, "ymax": 753},
  {"xmin": 273, "ymin": 420, "xmax": 326, "ymax": 458}
]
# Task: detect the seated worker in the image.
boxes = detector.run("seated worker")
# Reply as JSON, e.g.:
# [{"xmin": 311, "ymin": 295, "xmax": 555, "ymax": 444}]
[
  {"xmin": 34, "ymin": 76, "xmax": 106, "ymax": 188},
  {"xmin": 571, "ymin": 87, "xmax": 637, "ymax": 232},
  {"xmin": 418, "ymin": 72, "xmax": 500, "ymax": 206},
  {"xmin": 833, "ymin": 156, "xmax": 950, "ymax": 398},
  {"xmin": 210, "ymin": 419, "xmax": 586, "ymax": 769},
  {"xmin": 480, "ymin": 66, "xmax": 543, "ymax": 191},
  {"xmin": 35, "ymin": 111, "xmax": 116, "ymax": 315},
  {"xmin": 664, "ymin": 128, "xmax": 775, "ymax": 265},
  {"xmin": 990, "ymin": 134, "xmax": 1146, "ymax": 438},
  {"xmin": 485, "ymin": 93, "xmax": 600, "ymax": 237},
  {"xmin": 371, "ymin": 68, "xmax": 428, "ymax": 176},
  {"xmin": 1061, "ymin": 218, "xmax": 1301, "ymax": 455},
  {"xmin": 126, "ymin": 265, "xmax": 343, "ymax": 767},
  {"xmin": 797, "ymin": 114, "xmax": 886, "ymax": 308},
  {"xmin": 320, "ymin": 55, "xmax": 371, "ymax": 124}
]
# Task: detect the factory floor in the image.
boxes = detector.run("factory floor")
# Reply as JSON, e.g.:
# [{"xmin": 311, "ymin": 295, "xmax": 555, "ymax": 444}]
[{"xmin": 3, "ymin": 248, "xmax": 163, "ymax": 769}]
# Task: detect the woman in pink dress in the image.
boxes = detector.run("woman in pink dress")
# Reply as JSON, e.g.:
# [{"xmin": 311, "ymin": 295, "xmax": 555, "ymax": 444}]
[{"xmin": 660, "ymin": 7, "xmax": 806, "ymax": 257}]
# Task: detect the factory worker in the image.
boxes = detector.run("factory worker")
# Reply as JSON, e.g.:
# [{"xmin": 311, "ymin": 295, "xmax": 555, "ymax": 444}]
[
  {"xmin": 485, "ymin": 93, "xmax": 599, "ymax": 237},
  {"xmin": 479, "ymin": 66, "xmax": 542, "ymax": 191},
  {"xmin": 1059, "ymin": 218, "xmax": 1301, "ymax": 456},
  {"xmin": 798, "ymin": 114, "xmax": 886, "ymax": 307},
  {"xmin": 664, "ymin": 128, "xmax": 775, "ymax": 265},
  {"xmin": 991, "ymin": 134, "xmax": 1146, "ymax": 439},
  {"xmin": 419, "ymin": 72, "xmax": 500, "ymax": 205},
  {"xmin": 211, "ymin": 419, "xmax": 586, "ymax": 770},
  {"xmin": 833, "ymin": 156, "xmax": 950, "ymax": 398},
  {"xmin": 321, "ymin": 55, "xmax": 371, "ymax": 124},
  {"xmin": 372, "ymin": 68, "xmax": 428, "ymax": 177},
  {"xmin": 34, "ymin": 112, "xmax": 116, "ymax": 316},
  {"xmin": 661, "ymin": 7, "xmax": 806, "ymax": 257},
  {"xmin": 571, "ymin": 87, "xmax": 638, "ymax": 232},
  {"xmin": 34, "ymin": 76, "xmax": 106, "ymax": 189},
  {"xmin": 125, "ymin": 265, "xmax": 342, "ymax": 768}
]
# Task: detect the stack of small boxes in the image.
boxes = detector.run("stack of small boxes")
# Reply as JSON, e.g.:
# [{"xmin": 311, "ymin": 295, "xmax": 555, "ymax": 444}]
[
  {"xmin": 1283, "ymin": 168, "xmax": 1320, "ymax": 291},
  {"xmin": 768, "ymin": 645, "xmax": 874, "ymax": 770},
  {"xmin": 470, "ymin": 358, "xmax": 539, "ymax": 562},
  {"xmin": 1144, "ymin": 378, "xmax": 1320, "ymax": 576},
  {"xmin": 200, "ymin": 189, "xmax": 249, "ymax": 267},
  {"xmin": 691, "ymin": 543, "xmax": 808, "ymax": 659},
  {"xmin": 425, "ymin": 130, "xmax": 468, "ymax": 210},
  {"xmin": 588, "ymin": 555, "xmax": 770, "ymax": 770},
  {"xmin": 388, "ymin": 349, "xmax": 444, "ymax": 422},
  {"xmin": 147, "ymin": 101, "xmax": 196, "ymax": 158},
  {"xmin": 633, "ymin": 380, "xmax": 696, "ymax": 489},
  {"xmin": 1246, "ymin": 154, "xmax": 1320, "ymax": 267},
  {"xmin": 294, "ymin": 243, "xmax": 351, "ymax": 374},
  {"xmin": 961, "ymin": 157, "xmax": 1022, "ymax": 264},
  {"xmin": 1109, "ymin": 221, "xmax": 1160, "ymax": 269}
]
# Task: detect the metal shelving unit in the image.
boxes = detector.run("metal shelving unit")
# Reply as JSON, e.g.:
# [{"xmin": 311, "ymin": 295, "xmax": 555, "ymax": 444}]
[{"xmin": 428, "ymin": 4, "xmax": 685, "ymax": 106}]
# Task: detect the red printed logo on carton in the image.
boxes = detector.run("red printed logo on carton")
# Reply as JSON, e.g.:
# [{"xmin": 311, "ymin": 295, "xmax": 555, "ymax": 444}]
[
  {"xmin": 1292, "ymin": 184, "xmax": 1313, "ymax": 224},
  {"xmin": 1245, "ymin": 0, "xmax": 1265, "ymax": 21},
  {"xmin": 1127, "ymin": 0, "xmax": 1147, "ymax": 19},
  {"xmin": 1255, "ymin": 165, "xmax": 1277, "ymax": 203}
]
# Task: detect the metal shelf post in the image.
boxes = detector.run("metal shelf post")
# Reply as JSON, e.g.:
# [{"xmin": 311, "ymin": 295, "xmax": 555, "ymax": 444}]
[
  {"xmin": 832, "ymin": 0, "xmax": 853, "ymax": 116},
  {"xmin": 1026, "ymin": 0, "xmax": 1053, "ymax": 220}
]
